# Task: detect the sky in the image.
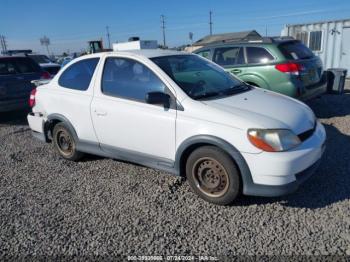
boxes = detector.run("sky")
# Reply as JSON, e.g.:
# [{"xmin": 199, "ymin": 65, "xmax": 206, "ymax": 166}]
[{"xmin": 1, "ymin": 0, "xmax": 350, "ymax": 55}]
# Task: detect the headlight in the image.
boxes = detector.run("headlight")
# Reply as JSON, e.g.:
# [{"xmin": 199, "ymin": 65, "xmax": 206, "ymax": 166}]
[{"xmin": 247, "ymin": 129, "xmax": 301, "ymax": 152}]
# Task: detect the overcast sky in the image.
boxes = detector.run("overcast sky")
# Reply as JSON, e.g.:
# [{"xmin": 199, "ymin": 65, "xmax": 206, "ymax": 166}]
[{"xmin": 1, "ymin": 0, "xmax": 350, "ymax": 55}]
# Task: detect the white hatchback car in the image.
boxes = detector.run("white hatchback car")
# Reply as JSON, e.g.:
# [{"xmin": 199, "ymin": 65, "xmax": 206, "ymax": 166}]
[{"xmin": 27, "ymin": 50, "xmax": 326, "ymax": 205}]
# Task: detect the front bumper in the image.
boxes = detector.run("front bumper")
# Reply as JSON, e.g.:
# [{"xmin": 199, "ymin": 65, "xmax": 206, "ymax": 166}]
[{"xmin": 242, "ymin": 121, "xmax": 326, "ymax": 197}]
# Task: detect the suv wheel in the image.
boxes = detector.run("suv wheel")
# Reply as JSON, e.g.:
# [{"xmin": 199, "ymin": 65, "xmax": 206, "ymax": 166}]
[
  {"xmin": 186, "ymin": 146, "xmax": 241, "ymax": 205},
  {"xmin": 52, "ymin": 122, "xmax": 83, "ymax": 161}
]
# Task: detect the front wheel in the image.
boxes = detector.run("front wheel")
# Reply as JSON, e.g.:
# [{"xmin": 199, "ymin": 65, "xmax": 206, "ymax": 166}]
[
  {"xmin": 52, "ymin": 122, "xmax": 84, "ymax": 161},
  {"xmin": 186, "ymin": 146, "xmax": 241, "ymax": 205}
]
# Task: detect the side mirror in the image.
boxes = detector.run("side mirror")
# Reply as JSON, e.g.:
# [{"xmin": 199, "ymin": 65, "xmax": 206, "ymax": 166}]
[{"xmin": 145, "ymin": 92, "xmax": 170, "ymax": 107}]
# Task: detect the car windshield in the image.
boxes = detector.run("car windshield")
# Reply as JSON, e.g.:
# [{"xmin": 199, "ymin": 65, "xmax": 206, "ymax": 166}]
[
  {"xmin": 151, "ymin": 55, "xmax": 250, "ymax": 100},
  {"xmin": 30, "ymin": 55, "xmax": 52, "ymax": 64}
]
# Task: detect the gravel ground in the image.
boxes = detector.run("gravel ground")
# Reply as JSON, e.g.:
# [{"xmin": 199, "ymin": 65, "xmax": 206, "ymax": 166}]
[{"xmin": 0, "ymin": 82, "xmax": 350, "ymax": 259}]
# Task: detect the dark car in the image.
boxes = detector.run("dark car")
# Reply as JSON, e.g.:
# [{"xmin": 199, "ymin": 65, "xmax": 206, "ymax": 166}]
[
  {"xmin": 28, "ymin": 54, "xmax": 61, "ymax": 76},
  {"xmin": 0, "ymin": 56, "xmax": 50, "ymax": 112}
]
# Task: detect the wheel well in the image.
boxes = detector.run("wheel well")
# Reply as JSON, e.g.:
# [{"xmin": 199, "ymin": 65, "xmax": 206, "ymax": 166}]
[
  {"xmin": 44, "ymin": 119, "xmax": 61, "ymax": 142},
  {"xmin": 179, "ymin": 143, "xmax": 240, "ymax": 178}
]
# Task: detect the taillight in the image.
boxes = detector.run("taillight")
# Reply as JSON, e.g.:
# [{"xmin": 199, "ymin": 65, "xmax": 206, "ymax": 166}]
[
  {"xmin": 29, "ymin": 88, "xmax": 36, "ymax": 107},
  {"xmin": 275, "ymin": 63, "xmax": 304, "ymax": 75},
  {"xmin": 41, "ymin": 71, "xmax": 51, "ymax": 79}
]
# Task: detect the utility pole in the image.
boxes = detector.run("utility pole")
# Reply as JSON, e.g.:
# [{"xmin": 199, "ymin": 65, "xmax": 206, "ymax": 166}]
[
  {"xmin": 209, "ymin": 11, "xmax": 213, "ymax": 35},
  {"xmin": 106, "ymin": 26, "xmax": 111, "ymax": 49},
  {"xmin": 161, "ymin": 15, "xmax": 166, "ymax": 48},
  {"xmin": 0, "ymin": 35, "xmax": 7, "ymax": 54}
]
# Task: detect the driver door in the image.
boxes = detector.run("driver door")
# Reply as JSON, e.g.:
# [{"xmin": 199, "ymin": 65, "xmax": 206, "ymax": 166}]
[{"xmin": 91, "ymin": 56, "xmax": 177, "ymax": 163}]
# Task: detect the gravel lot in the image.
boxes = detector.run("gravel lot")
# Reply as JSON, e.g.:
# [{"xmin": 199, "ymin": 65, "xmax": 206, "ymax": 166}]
[{"xmin": 1, "ymin": 82, "xmax": 350, "ymax": 258}]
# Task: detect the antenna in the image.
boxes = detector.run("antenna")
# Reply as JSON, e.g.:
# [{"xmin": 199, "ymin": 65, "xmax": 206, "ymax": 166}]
[{"xmin": 161, "ymin": 15, "xmax": 166, "ymax": 48}]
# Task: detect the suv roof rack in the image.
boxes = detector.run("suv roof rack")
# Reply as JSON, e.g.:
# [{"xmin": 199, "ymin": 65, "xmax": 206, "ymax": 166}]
[{"xmin": 201, "ymin": 36, "xmax": 297, "ymax": 47}]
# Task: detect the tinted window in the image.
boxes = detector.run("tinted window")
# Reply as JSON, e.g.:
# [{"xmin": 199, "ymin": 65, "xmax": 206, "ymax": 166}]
[
  {"xmin": 278, "ymin": 41, "xmax": 314, "ymax": 60},
  {"xmin": 29, "ymin": 55, "xmax": 52, "ymax": 64},
  {"xmin": 15, "ymin": 58, "xmax": 41, "ymax": 73},
  {"xmin": 152, "ymin": 55, "xmax": 249, "ymax": 100},
  {"xmin": 0, "ymin": 58, "xmax": 40, "ymax": 75},
  {"xmin": 213, "ymin": 47, "xmax": 244, "ymax": 66},
  {"xmin": 0, "ymin": 59, "xmax": 17, "ymax": 75},
  {"xmin": 102, "ymin": 57, "xmax": 166, "ymax": 102},
  {"xmin": 58, "ymin": 58, "xmax": 99, "ymax": 91},
  {"xmin": 196, "ymin": 50, "xmax": 210, "ymax": 59},
  {"xmin": 246, "ymin": 47, "xmax": 274, "ymax": 64}
]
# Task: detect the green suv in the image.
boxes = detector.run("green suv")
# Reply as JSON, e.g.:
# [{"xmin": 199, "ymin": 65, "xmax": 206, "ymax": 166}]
[{"xmin": 194, "ymin": 38, "xmax": 327, "ymax": 100}]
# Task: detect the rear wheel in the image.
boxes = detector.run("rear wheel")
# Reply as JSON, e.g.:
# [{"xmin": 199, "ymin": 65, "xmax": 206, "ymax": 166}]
[
  {"xmin": 52, "ymin": 122, "xmax": 84, "ymax": 161},
  {"xmin": 186, "ymin": 146, "xmax": 241, "ymax": 205}
]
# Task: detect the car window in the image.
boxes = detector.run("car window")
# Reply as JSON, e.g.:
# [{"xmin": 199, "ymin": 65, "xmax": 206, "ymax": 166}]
[
  {"xmin": 246, "ymin": 47, "xmax": 274, "ymax": 64},
  {"xmin": 0, "ymin": 60, "xmax": 17, "ymax": 75},
  {"xmin": 213, "ymin": 47, "xmax": 244, "ymax": 66},
  {"xmin": 152, "ymin": 55, "xmax": 249, "ymax": 100},
  {"xmin": 101, "ymin": 57, "xmax": 167, "ymax": 103},
  {"xmin": 196, "ymin": 50, "xmax": 211, "ymax": 59},
  {"xmin": 29, "ymin": 55, "xmax": 52, "ymax": 64},
  {"xmin": 58, "ymin": 58, "xmax": 99, "ymax": 91},
  {"xmin": 278, "ymin": 41, "xmax": 315, "ymax": 60}
]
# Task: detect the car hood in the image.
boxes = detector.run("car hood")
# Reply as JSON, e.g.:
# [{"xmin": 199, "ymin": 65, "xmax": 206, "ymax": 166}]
[{"xmin": 202, "ymin": 88, "xmax": 316, "ymax": 134}]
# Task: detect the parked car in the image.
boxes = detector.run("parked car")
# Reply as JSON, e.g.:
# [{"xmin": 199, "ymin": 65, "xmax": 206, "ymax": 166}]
[
  {"xmin": 194, "ymin": 38, "xmax": 327, "ymax": 100},
  {"xmin": 28, "ymin": 54, "xmax": 61, "ymax": 76},
  {"xmin": 27, "ymin": 50, "xmax": 326, "ymax": 205},
  {"xmin": 0, "ymin": 56, "xmax": 50, "ymax": 112}
]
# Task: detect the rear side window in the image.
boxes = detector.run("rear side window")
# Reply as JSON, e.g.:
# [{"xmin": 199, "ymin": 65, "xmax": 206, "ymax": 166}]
[
  {"xmin": 58, "ymin": 58, "xmax": 99, "ymax": 91},
  {"xmin": 246, "ymin": 47, "xmax": 274, "ymax": 64},
  {"xmin": 196, "ymin": 50, "xmax": 211, "ymax": 59},
  {"xmin": 213, "ymin": 47, "xmax": 244, "ymax": 66},
  {"xmin": 15, "ymin": 58, "xmax": 41, "ymax": 73},
  {"xmin": 278, "ymin": 41, "xmax": 314, "ymax": 60},
  {"xmin": 101, "ymin": 57, "xmax": 166, "ymax": 103},
  {"xmin": 0, "ymin": 59, "xmax": 17, "ymax": 75}
]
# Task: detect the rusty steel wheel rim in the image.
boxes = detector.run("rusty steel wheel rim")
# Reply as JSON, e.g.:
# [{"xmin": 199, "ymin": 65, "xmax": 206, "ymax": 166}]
[
  {"xmin": 192, "ymin": 157, "xmax": 229, "ymax": 198},
  {"xmin": 56, "ymin": 130, "xmax": 73, "ymax": 156}
]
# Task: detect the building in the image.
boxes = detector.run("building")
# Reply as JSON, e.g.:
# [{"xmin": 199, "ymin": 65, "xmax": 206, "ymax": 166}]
[
  {"xmin": 281, "ymin": 18, "xmax": 350, "ymax": 73},
  {"xmin": 185, "ymin": 30, "xmax": 262, "ymax": 52}
]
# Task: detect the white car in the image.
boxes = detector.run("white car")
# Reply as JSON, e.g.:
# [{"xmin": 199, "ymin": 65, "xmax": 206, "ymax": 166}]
[{"xmin": 27, "ymin": 50, "xmax": 326, "ymax": 205}]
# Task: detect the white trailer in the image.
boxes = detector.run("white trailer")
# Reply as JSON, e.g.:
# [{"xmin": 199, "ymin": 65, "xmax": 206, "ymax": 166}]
[{"xmin": 281, "ymin": 19, "xmax": 350, "ymax": 74}]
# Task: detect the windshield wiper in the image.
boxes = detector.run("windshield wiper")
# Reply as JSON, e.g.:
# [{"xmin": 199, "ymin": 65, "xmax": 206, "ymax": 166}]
[
  {"xmin": 192, "ymin": 91, "xmax": 222, "ymax": 100},
  {"xmin": 223, "ymin": 84, "xmax": 250, "ymax": 95}
]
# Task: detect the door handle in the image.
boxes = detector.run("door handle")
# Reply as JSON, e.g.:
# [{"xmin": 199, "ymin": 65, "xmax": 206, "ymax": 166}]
[
  {"xmin": 231, "ymin": 69, "xmax": 242, "ymax": 74},
  {"xmin": 94, "ymin": 109, "xmax": 107, "ymax": 116}
]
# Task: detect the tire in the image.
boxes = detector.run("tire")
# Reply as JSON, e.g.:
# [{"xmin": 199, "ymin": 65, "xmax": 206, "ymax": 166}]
[
  {"xmin": 52, "ymin": 122, "xmax": 84, "ymax": 161},
  {"xmin": 185, "ymin": 146, "xmax": 241, "ymax": 205}
]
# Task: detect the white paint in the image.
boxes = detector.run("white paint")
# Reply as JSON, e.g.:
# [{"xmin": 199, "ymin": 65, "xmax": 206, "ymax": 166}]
[{"xmin": 28, "ymin": 50, "xmax": 326, "ymax": 188}]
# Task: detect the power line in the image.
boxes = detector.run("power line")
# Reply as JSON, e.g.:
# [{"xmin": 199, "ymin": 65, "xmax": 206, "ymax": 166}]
[
  {"xmin": 209, "ymin": 11, "xmax": 213, "ymax": 35},
  {"xmin": 161, "ymin": 15, "xmax": 166, "ymax": 47},
  {"xmin": 106, "ymin": 26, "xmax": 111, "ymax": 49}
]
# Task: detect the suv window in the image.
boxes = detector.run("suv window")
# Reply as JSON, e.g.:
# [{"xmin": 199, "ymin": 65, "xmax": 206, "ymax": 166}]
[
  {"xmin": 102, "ymin": 57, "xmax": 167, "ymax": 103},
  {"xmin": 213, "ymin": 47, "xmax": 244, "ymax": 66},
  {"xmin": 0, "ymin": 57, "xmax": 41, "ymax": 75},
  {"xmin": 58, "ymin": 58, "xmax": 99, "ymax": 91},
  {"xmin": 278, "ymin": 41, "xmax": 314, "ymax": 60},
  {"xmin": 196, "ymin": 50, "xmax": 211, "ymax": 59},
  {"xmin": 0, "ymin": 59, "xmax": 17, "ymax": 75},
  {"xmin": 246, "ymin": 47, "xmax": 274, "ymax": 64}
]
